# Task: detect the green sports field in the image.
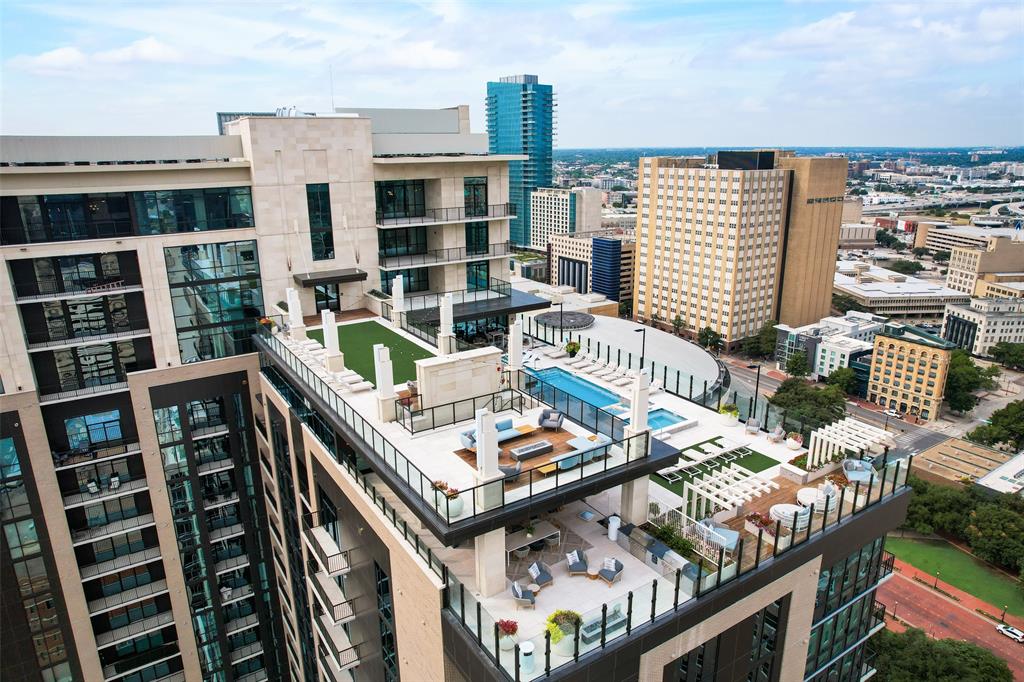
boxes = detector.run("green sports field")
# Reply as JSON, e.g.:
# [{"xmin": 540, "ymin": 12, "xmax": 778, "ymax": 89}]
[{"xmin": 306, "ymin": 321, "xmax": 433, "ymax": 385}]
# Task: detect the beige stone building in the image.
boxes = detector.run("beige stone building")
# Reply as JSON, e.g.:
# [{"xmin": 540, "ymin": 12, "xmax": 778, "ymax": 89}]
[
  {"xmin": 528, "ymin": 186, "xmax": 602, "ymax": 250},
  {"xmin": 945, "ymin": 236, "xmax": 1024, "ymax": 296},
  {"xmin": 633, "ymin": 150, "xmax": 845, "ymax": 346},
  {"xmin": 549, "ymin": 229, "xmax": 635, "ymax": 302},
  {"xmin": 867, "ymin": 323, "xmax": 955, "ymax": 421}
]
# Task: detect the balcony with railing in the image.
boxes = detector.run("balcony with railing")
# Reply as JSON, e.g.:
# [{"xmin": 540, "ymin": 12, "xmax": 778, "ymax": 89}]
[
  {"xmin": 62, "ymin": 474, "xmax": 149, "ymax": 509},
  {"xmin": 71, "ymin": 512, "xmax": 156, "ymax": 546},
  {"xmin": 25, "ymin": 319, "xmax": 151, "ymax": 351},
  {"xmin": 376, "ymin": 203, "xmax": 516, "ymax": 228},
  {"xmin": 14, "ymin": 274, "xmax": 144, "ymax": 303},
  {"xmin": 302, "ymin": 511, "xmax": 351, "ymax": 576},
  {"xmin": 308, "ymin": 570, "xmax": 357, "ymax": 625},
  {"xmin": 87, "ymin": 578, "xmax": 169, "ymax": 615},
  {"xmin": 229, "ymin": 640, "xmax": 264, "ymax": 665},
  {"xmin": 315, "ymin": 613, "xmax": 361, "ymax": 675},
  {"xmin": 52, "ymin": 438, "xmax": 142, "ymax": 471},
  {"xmin": 95, "ymin": 609, "xmax": 175, "ymax": 648},
  {"xmin": 79, "ymin": 546, "xmax": 163, "ymax": 581},
  {"xmin": 379, "ymin": 241, "xmax": 512, "ymax": 270},
  {"xmin": 101, "ymin": 643, "xmax": 180, "ymax": 681}
]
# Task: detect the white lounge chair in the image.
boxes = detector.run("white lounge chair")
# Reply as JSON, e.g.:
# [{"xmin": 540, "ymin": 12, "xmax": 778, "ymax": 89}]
[
  {"xmin": 350, "ymin": 381, "xmax": 374, "ymax": 392},
  {"xmin": 593, "ymin": 366, "xmax": 618, "ymax": 378}
]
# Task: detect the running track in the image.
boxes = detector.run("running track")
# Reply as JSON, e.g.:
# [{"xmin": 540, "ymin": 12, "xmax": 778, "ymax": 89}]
[{"xmin": 877, "ymin": 570, "xmax": 1024, "ymax": 680}]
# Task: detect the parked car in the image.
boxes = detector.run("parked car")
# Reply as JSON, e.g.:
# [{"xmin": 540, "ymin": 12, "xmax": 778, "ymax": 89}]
[
  {"xmin": 884, "ymin": 409, "xmax": 903, "ymax": 419},
  {"xmin": 996, "ymin": 624, "xmax": 1024, "ymax": 643}
]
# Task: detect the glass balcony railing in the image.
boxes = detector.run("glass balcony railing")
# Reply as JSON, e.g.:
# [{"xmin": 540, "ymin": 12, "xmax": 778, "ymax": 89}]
[
  {"xmin": 379, "ymin": 241, "xmax": 512, "ymax": 269},
  {"xmin": 376, "ymin": 203, "xmax": 516, "ymax": 227}
]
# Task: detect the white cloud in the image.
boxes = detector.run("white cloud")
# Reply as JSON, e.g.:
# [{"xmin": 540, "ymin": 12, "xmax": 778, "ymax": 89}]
[{"xmin": 9, "ymin": 37, "xmax": 184, "ymax": 75}]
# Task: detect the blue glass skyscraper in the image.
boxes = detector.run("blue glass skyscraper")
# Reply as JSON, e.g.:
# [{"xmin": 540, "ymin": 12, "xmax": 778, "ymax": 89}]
[{"xmin": 486, "ymin": 75, "xmax": 555, "ymax": 247}]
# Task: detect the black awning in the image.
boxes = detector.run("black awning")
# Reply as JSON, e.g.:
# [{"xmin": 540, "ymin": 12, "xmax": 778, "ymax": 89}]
[
  {"xmin": 406, "ymin": 289, "xmax": 550, "ymax": 325},
  {"xmin": 292, "ymin": 268, "xmax": 368, "ymax": 287}
]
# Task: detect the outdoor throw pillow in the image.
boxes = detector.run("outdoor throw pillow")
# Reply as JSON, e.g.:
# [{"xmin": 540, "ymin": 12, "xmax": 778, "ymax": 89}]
[
  {"xmin": 566, "ymin": 550, "xmax": 579, "ymax": 566},
  {"xmin": 528, "ymin": 564, "xmax": 540, "ymax": 580},
  {"xmin": 512, "ymin": 582, "xmax": 522, "ymax": 597},
  {"xmin": 603, "ymin": 557, "xmax": 617, "ymax": 572}
]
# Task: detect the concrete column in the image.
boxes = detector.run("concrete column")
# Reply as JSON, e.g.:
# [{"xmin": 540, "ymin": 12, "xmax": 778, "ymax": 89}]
[
  {"xmin": 508, "ymin": 315, "xmax": 523, "ymax": 370},
  {"xmin": 629, "ymin": 371, "xmax": 650, "ymax": 433},
  {"xmin": 620, "ymin": 475, "xmax": 651, "ymax": 526},
  {"xmin": 438, "ymin": 293, "xmax": 455, "ymax": 356},
  {"xmin": 391, "ymin": 274, "xmax": 405, "ymax": 329},
  {"xmin": 472, "ymin": 408, "xmax": 505, "ymax": 514},
  {"xmin": 474, "ymin": 528, "xmax": 507, "ymax": 597},
  {"xmin": 287, "ymin": 287, "xmax": 307, "ymax": 340},
  {"xmin": 374, "ymin": 344, "xmax": 397, "ymax": 422},
  {"xmin": 321, "ymin": 309, "xmax": 346, "ymax": 372}
]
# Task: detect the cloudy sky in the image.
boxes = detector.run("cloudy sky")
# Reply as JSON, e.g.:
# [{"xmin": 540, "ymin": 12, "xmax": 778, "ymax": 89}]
[{"xmin": 2, "ymin": 0, "xmax": 1022, "ymax": 147}]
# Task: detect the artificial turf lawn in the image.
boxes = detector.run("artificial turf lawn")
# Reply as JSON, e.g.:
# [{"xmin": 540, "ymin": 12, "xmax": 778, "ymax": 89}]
[
  {"xmin": 306, "ymin": 321, "xmax": 433, "ymax": 386},
  {"xmin": 885, "ymin": 536, "xmax": 1024, "ymax": 618},
  {"xmin": 650, "ymin": 440, "xmax": 778, "ymax": 500}
]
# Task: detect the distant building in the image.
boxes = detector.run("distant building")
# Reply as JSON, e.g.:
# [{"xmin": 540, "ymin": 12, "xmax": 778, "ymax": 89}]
[
  {"xmin": 838, "ymin": 224, "xmax": 876, "ymax": 250},
  {"xmin": 914, "ymin": 223, "xmax": 1021, "ymax": 252},
  {"xmin": 529, "ymin": 187, "xmax": 602, "ymax": 249},
  {"xmin": 976, "ymin": 452, "xmax": 1024, "ymax": 497},
  {"xmin": 943, "ymin": 298, "xmax": 1024, "ymax": 357},
  {"xmin": 549, "ymin": 230, "xmax": 635, "ymax": 302},
  {"xmin": 833, "ymin": 260, "xmax": 970, "ymax": 323},
  {"xmin": 634, "ymin": 150, "xmax": 846, "ymax": 347},
  {"xmin": 774, "ymin": 311, "xmax": 882, "ymax": 383},
  {"xmin": 486, "ymin": 74, "xmax": 555, "ymax": 246},
  {"xmin": 912, "ymin": 438, "xmax": 1019, "ymax": 490},
  {"xmin": 841, "ymin": 197, "xmax": 864, "ymax": 224},
  {"xmin": 945, "ymin": 237, "xmax": 1024, "ymax": 295},
  {"xmin": 867, "ymin": 323, "xmax": 955, "ymax": 421},
  {"xmin": 601, "ymin": 211, "xmax": 637, "ymax": 231},
  {"xmin": 975, "ymin": 275, "xmax": 1024, "ymax": 298}
]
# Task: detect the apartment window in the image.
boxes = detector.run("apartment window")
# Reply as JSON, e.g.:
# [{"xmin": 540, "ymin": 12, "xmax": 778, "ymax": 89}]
[
  {"xmin": 467, "ymin": 261, "xmax": 489, "ymax": 291},
  {"xmin": 64, "ymin": 410, "xmax": 122, "ymax": 450},
  {"xmin": 464, "ymin": 177, "xmax": 488, "ymax": 217},
  {"xmin": 380, "ymin": 267, "xmax": 428, "ymax": 295},
  {"xmin": 306, "ymin": 184, "xmax": 334, "ymax": 260},
  {"xmin": 465, "ymin": 221, "xmax": 489, "ymax": 255},
  {"xmin": 378, "ymin": 226, "xmax": 427, "ymax": 258},
  {"xmin": 374, "ymin": 561, "xmax": 399, "ymax": 682},
  {"xmin": 375, "ymin": 180, "xmax": 425, "ymax": 220},
  {"xmin": 163, "ymin": 240, "xmax": 264, "ymax": 362}
]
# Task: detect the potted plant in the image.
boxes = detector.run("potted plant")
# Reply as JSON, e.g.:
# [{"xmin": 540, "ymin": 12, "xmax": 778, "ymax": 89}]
[
  {"xmin": 786, "ymin": 432, "xmax": 804, "ymax": 450},
  {"xmin": 524, "ymin": 523, "xmax": 535, "ymax": 539},
  {"xmin": 432, "ymin": 480, "xmax": 449, "ymax": 505},
  {"xmin": 433, "ymin": 481, "xmax": 463, "ymax": 517},
  {"xmin": 564, "ymin": 341, "xmax": 581, "ymax": 358},
  {"xmin": 497, "ymin": 619, "xmax": 518, "ymax": 651},
  {"xmin": 719, "ymin": 403, "xmax": 739, "ymax": 426},
  {"xmin": 546, "ymin": 610, "xmax": 583, "ymax": 657}
]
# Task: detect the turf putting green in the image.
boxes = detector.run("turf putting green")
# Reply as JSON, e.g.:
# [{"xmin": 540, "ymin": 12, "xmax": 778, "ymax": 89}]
[{"xmin": 306, "ymin": 320, "xmax": 434, "ymax": 386}]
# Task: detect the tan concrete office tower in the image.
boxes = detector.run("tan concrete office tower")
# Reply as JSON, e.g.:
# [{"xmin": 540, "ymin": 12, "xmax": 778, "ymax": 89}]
[{"xmin": 633, "ymin": 151, "xmax": 846, "ymax": 347}]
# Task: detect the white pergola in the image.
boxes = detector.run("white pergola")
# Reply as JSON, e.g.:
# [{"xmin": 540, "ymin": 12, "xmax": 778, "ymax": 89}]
[
  {"xmin": 807, "ymin": 417, "xmax": 894, "ymax": 469},
  {"xmin": 683, "ymin": 464, "xmax": 780, "ymax": 521}
]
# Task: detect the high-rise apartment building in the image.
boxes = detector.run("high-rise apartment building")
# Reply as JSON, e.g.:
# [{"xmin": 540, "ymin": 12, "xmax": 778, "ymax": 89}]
[
  {"xmin": 0, "ymin": 105, "xmax": 541, "ymax": 682},
  {"xmin": 866, "ymin": 323, "xmax": 954, "ymax": 421},
  {"xmin": 549, "ymin": 230, "xmax": 635, "ymax": 302},
  {"xmin": 633, "ymin": 151, "xmax": 846, "ymax": 347},
  {"xmin": 528, "ymin": 187, "xmax": 601, "ymax": 250},
  {"xmin": 3, "ymin": 112, "xmax": 910, "ymax": 682},
  {"xmin": 486, "ymin": 75, "xmax": 555, "ymax": 247}
]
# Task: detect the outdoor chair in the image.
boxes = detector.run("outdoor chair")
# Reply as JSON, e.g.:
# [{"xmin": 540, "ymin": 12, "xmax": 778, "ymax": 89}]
[
  {"xmin": 566, "ymin": 549, "xmax": 589, "ymax": 576},
  {"xmin": 511, "ymin": 581, "xmax": 536, "ymax": 609},
  {"xmin": 598, "ymin": 558, "xmax": 623, "ymax": 586},
  {"xmin": 499, "ymin": 461, "xmax": 522, "ymax": 482},
  {"xmin": 527, "ymin": 561, "xmax": 553, "ymax": 589},
  {"xmin": 538, "ymin": 409, "xmax": 564, "ymax": 431}
]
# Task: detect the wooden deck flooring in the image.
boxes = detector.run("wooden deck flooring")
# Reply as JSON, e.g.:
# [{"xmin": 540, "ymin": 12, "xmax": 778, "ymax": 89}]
[{"xmin": 302, "ymin": 308, "xmax": 377, "ymax": 326}]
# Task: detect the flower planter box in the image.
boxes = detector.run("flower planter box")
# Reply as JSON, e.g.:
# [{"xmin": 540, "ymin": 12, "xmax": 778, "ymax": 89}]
[{"xmin": 744, "ymin": 520, "xmax": 792, "ymax": 550}]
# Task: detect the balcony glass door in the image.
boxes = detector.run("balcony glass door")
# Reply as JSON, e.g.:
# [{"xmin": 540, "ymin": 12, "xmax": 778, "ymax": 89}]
[
  {"xmin": 315, "ymin": 284, "xmax": 340, "ymax": 313},
  {"xmin": 465, "ymin": 222, "xmax": 488, "ymax": 256},
  {"xmin": 464, "ymin": 177, "xmax": 488, "ymax": 217}
]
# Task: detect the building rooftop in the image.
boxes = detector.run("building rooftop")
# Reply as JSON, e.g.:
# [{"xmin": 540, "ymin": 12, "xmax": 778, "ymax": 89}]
[
  {"xmin": 912, "ymin": 437, "xmax": 1017, "ymax": 487},
  {"xmin": 976, "ymin": 452, "xmax": 1024, "ymax": 496},
  {"xmin": 834, "ymin": 261, "xmax": 969, "ymax": 300}
]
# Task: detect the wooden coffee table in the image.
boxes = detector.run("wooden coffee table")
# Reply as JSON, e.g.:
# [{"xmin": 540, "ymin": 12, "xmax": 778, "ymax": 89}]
[
  {"xmin": 587, "ymin": 566, "xmax": 599, "ymax": 580},
  {"xmin": 516, "ymin": 424, "xmax": 539, "ymax": 436}
]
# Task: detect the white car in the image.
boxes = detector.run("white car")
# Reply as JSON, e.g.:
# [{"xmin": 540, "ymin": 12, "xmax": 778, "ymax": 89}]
[
  {"xmin": 884, "ymin": 409, "xmax": 903, "ymax": 419},
  {"xmin": 996, "ymin": 624, "xmax": 1024, "ymax": 643}
]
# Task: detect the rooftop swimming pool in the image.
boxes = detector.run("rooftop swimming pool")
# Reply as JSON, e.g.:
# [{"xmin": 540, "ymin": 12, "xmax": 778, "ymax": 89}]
[
  {"xmin": 525, "ymin": 367, "xmax": 621, "ymax": 408},
  {"xmin": 647, "ymin": 408, "xmax": 686, "ymax": 430}
]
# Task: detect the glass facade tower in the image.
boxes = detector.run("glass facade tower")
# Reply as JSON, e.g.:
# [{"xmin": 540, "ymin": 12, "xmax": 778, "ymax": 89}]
[{"xmin": 486, "ymin": 74, "xmax": 554, "ymax": 247}]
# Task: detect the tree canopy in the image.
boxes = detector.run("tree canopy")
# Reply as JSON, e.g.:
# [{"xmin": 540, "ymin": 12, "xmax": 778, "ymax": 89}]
[
  {"xmin": 990, "ymin": 341, "xmax": 1024, "ymax": 370},
  {"xmin": 826, "ymin": 367, "xmax": 858, "ymax": 395},
  {"xmin": 872, "ymin": 628, "xmax": 1013, "ymax": 682},
  {"xmin": 832, "ymin": 293, "xmax": 870, "ymax": 314},
  {"xmin": 945, "ymin": 350, "xmax": 1000, "ymax": 414},
  {"xmin": 697, "ymin": 326, "xmax": 722, "ymax": 350},
  {"xmin": 967, "ymin": 400, "xmax": 1024, "ymax": 450},
  {"xmin": 884, "ymin": 259, "xmax": 924, "ymax": 275},
  {"xmin": 786, "ymin": 351, "xmax": 810, "ymax": 377},
  {"xmin": 741, "ymin": 320, "xmax": 779, "ymax": 359},
  {"xmin": 768, "ymin": 378, "xmax": 846, "ymax": 428}
]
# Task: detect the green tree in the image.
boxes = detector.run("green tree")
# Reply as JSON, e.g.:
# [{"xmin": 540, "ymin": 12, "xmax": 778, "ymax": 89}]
[
  {"xmin": 826, "ymin": 367, "xmax": 858, "ymax": 395},
  {"xmin": 945, "ymin": 350, "xmax": 1000, "ymax": 414},
  {"xmin": 912, "ymin": 247, "xmax": 931, "ymax": 258},
  {"xmin": 902, "ymin": 475, "xmax": 973, "ymax": 536},
  {"xmin": 893, "ymin": 241, "xmax": 908, "ymax": 253},
  {"xmin": 965, "ymin": 504, "xmax": 1024, "ymax": 570},
  {"xmin": 768, "ymin": 378, "xmax": 845, "ymax": 427},
  {"xmin": 832, "ymin": 293, "xmax": 869, "ymax": 314},
  {"xmin": 886, "ymin": 260, "xmax": 924, "ymax": 275},
  {"xmin": 697, "ymin": 326, "xmax": 722, "ymax": 350},
  {"xmin": 618, "ymin": 300, "xmax": 632, "ymax": 319},
  {"xmin": 990, "ymin": 341, "xmax": 1024, "ymax": 370},
  {"xmin": 967, "ymin": 400, "xmax": 1024, "ymax": 450},
  {"xmin": 786, "ymin": 351, "xmax": 810, "ymax": 377},
  {"xmin": 741, "ymin": 320, "xmax": 779, "ymax": 359},
  {"xmin": 932, "ymin": 249, "xmax": 951, "ymax": 263},
  {"xmin": 872, "ymin": 628, "xmax": 1013, "ymax": 682},
  {"xmin": 671, "ymin": 314, "xmax": 685, "ymax": 336}
]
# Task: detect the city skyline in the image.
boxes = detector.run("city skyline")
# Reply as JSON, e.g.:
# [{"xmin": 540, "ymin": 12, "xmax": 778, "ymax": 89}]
[{"xmin": 2, "ymin": 0, "xmax": 1022, "ymax": 147}]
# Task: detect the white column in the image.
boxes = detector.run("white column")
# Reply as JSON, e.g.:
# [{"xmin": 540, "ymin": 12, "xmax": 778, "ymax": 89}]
[
  {"xmin": 507, "ymin": 316, "xmax": 523, "ymax": 370},
  {"xmin": 286, "ymin": 287, "xmax": 306, "ymax": 341},
  {"xmin": 321, "ymin": 309, "xmax": 346, "ymax": 372},
  {"xmin": 629, "ymin": 371, "xmax": 650, "ymax": 433},
  {"xmin": 374, "ymin": 344, "xmax": 397, "ymax": 422},
  {"xmin": 619, "ymin": 371, "xmax": 652, "ymax": 525},
  {"xmin": 391, "ymin": 274, "xmax": 405, "ymax": 329},
  {"xmin": 474, "ymin": 528, "xmax": 507, "ymax": 597},
  {"xmin": 437, "ymin": 293, "xmax": 455, "ymax": 356},
  {"xmin": 472, "ymin": 408, "xmax": 504, "ymax": 514}
]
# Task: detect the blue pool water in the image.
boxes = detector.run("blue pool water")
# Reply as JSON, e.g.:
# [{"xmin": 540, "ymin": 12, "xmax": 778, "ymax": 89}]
[
  {"xmin": 647, "ymin": 408, "xmax": 686, "ymax": 430},
  {"xmin": 525, "ymin": 367, "xmax": 621, "ymax": 407}
]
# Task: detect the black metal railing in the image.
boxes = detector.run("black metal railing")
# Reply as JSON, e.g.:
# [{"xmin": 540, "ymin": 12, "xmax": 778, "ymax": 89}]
[
  {"xmin": 401, "ymin": 277, "xmax": 512, "ymax": 312},
  {"xmin": 52, "ymin": 438, "xmax": 141, "ymax": 469},
  {"xmin": 302, "ymin": 510, "xmax": 351, "ymax": 575},
  {"xmin": 25, "ymin": 318, "xmax": 150, "ymax": 347},
  {"xmin": 379, "ymin": 241, "xmax": 512, "ymax": 269},
  {"xmin": 376, "ymin": 203, "xmax": 515, "ymax": 226},
  {"xmin": 394, "ymin": 386, "xmax": 522, "ymax": 434},
  {"xmin": 14, "ymin": 274, "xmax": 142, "ymax": 300}
]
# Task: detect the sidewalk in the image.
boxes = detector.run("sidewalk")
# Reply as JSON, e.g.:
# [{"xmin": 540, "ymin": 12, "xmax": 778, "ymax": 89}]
[{"xmin": 890, "ymin": 557, "xmax": 1024, "ymax": 629}]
